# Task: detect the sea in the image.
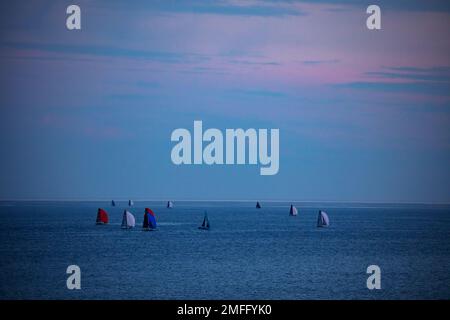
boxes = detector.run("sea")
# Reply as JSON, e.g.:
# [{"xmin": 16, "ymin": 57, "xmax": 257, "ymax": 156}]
[{"xmin": 0, "ymin": 201, "xmax": 449, "ymax": 300}]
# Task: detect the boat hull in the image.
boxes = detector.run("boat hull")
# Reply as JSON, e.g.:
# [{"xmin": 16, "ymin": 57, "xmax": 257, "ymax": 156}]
[
  {"xmin": 198, "ymin": 226, "xmax": 210, "ymax": 230},
  {"xmin": 96, "ymin": 222, "xmax": 107, "ymax": 225},
  {"xmin": 143, "ymin": 227, "xmax": 157, "ymax": 231}
]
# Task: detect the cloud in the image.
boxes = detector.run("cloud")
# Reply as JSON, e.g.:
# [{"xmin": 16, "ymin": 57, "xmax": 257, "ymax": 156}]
[
  {"xmin": 173, "ymin": 3, "xmax": 303, "ymax": 16},
  {"xmin": 1, "ymin": 41, "xmax": 210, "ymax": 64},
  {"xmin": 334, "ymin": 81, "xmax": 450, "ymax": 96},
  {"xmin": 101, "ymin": 0, "xmax": 304, "ymax": 17},
  {"xmin": 333, "ymin": 65, "xmax": 450, "ymax": 97},
  {"xmin": 262, "ymin": 0, "xmax": 450, "ymax": 13},
  {"xmin": 227, "ymin": 88, "xmax": 287, "ymax": 98},
  {"xmin": 301, "ymin": 59, "xmax": 340, "ymax": 65},
  {"xmin": 228, "ymin": 60, "xmax": 281, "ymax": 66},
  {"xmin": 366, "ymin": 66, "xmax": 450, "ymax": 82}
]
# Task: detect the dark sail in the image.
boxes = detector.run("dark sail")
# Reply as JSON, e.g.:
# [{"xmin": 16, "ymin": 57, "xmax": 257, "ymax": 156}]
[
  {"xmin": 199, "ymin": 211, "xmax": 210, "ymax": 230},
  {"xmin": 143, "ymin": 212, "xmax": 150, "ymax": 228}
]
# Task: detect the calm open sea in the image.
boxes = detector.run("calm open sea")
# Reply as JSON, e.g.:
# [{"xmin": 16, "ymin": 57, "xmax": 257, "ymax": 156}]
[{"xmin": 0, "ymin": 201, "xmax": 449, "ymax": 299}]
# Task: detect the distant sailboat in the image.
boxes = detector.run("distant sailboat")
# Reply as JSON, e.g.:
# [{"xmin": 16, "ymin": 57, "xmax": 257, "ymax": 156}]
[
  {"xmin": 143, "ymin": 208, "xmax": 157, "ymax": 231},
  {"xmin": 167, "ymin": 201, "xmax": 174, "ymax": 209},
  {"xmin": 198, "ymin": 211, "xmax": 210, "ymax": 230},
  {"xmin": 111, "ymin": 200, "xmax": 116, "ymax": 207},
  {"xmin": 289, "ymin": 205, "xmax": 298, "ymax": 216},
  {"xmin": 96, "ymin": 208, "xmax": 109, "ymax": 225},
  {"xmin": 121, "ymin": 210, "xmax": 136, "ymax": 229},
  {"xmin": 256, "ymin": 201, "xmax": 261, "ymax": 209},
  {"xmin": 317, "ymin": 210, "xmax": 330, "ymax": 227},
  {"xmin": 128, "ymin": 200, "xmax": 134, "ymax": 207}
]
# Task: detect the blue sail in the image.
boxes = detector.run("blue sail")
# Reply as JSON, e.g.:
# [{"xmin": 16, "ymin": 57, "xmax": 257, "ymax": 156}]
[{"xmin": 143, "ymin": 208, "xmax": 157, "ymax": 230}]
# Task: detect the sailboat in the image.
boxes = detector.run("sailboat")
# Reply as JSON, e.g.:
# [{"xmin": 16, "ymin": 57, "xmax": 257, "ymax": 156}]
[
  {"xmin": 121, "ymin": 210, "xmax": 136, "ymax": 229},
  {"xmin": 111, "ymin": 200, "xmax": 116, "ymax": 207},
  {"xmin": 289, "ymin": 205, "xmax": 298, "ymax": 216},
  {"xmin": 143, "ymin": 208, "xmax": 157, "ymax": 231},
  {"xmin": 198, "ymin": 211, "xmax": 210, "ymax": 230},
  {"xmin": 317, "ymin": 210, "xmax": 330, "ymax": 227},
  {"xmin": 256, "ymin": 201, "xmax": 261, "ymax": 209},
  {"xmin": 167, "ymin": 201, "xmax": 174, "ymax": 209},
  {"xmin": 96, "ymin": 208, "xmax": 109, "ymax": 225},
  {"xmin": 128, "ymin": 199, "xmax": 134, "ymax": 207}
]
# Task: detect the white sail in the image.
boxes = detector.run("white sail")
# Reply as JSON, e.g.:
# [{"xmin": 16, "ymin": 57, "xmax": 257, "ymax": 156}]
[
  {"xmin": 128, "ymin": 200, "xmax": 134, "ymax": 206},
  {"xmin": 122, "ymin": 210, "xmax": 136, "ymax": 228},
  {"xmin": 167, "ymin": 201, "xmax": 174, "ymax": 208},
  {"xmin": 126, "ymin": 211, "xmax": 136, "ymax": 227},
  {"xmin": 317, "ymin": 210, "xmax": 330, "ymax": 227},
  {"xmin": 289, "ymin": 205, "xmax": 298, "ymax": 216}
]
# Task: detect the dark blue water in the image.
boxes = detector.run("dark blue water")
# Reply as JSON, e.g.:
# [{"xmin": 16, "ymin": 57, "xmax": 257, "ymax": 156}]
[{"xmin": 0, "ymin": 201, "xmax": 449, "ymax": 300}]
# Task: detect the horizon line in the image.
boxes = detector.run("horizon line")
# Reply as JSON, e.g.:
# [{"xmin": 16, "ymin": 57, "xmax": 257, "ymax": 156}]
[{"xmin": 0, "ymin": 198, "xmax": 449, "ymax": 206}]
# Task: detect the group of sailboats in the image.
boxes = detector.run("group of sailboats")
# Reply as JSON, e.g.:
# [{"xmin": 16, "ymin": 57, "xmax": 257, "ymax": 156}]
[
  {"xmin": 96, "ymin": 207, "xmax": 157, "ymax": 231},
  {"xmin": 288, "ymin": 204, "xmax": 330, "ymax": 227},
  {"xmin": 100, "ymin": 200, "xmax": 329, "ymax": 230},
  {"xmin": 111, "ymin": 199, "xmax": 134, "ymax": 207},
  {"xmin": 289, "ymin": 205, "xmax": 330, "ymax": 227},
  {"xmin": 255, "ymin": 201, "xmax": 330, "ymax": 227},
  {"xmin": 100, "ymin": 200, "xmax": 209, "ymax": 230}
]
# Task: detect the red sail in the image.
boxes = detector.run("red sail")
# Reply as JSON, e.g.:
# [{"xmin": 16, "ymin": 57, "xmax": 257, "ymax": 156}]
[{"xmin": 96, "ymin": 208, "xmax": 109, "ymax": 224}]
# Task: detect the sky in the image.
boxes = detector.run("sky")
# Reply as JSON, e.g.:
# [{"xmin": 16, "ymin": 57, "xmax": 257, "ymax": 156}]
[{"xmin": 0, "ymin": 0, "xmax": 449, "ymax": 203}]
